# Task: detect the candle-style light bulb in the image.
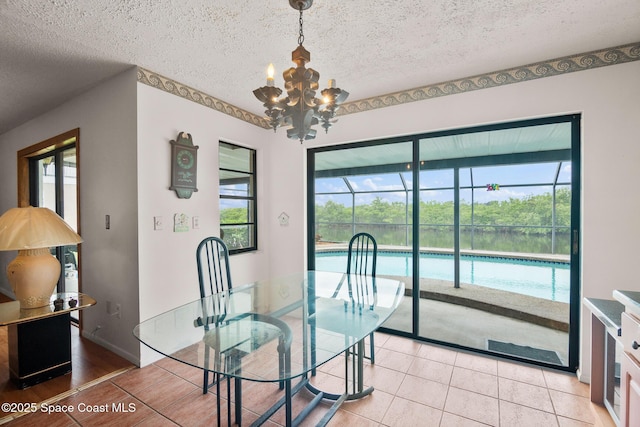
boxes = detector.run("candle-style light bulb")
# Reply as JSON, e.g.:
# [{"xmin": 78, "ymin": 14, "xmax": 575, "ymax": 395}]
[{"xmin": 267, "ymin": 63, "xmax": 275, "ymax": 86}]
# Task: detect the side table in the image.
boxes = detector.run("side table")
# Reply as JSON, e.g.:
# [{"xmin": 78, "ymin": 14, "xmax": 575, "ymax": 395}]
[{"xmin": 0, "ymin": 292, "xmax": 96, "ymax": 389}]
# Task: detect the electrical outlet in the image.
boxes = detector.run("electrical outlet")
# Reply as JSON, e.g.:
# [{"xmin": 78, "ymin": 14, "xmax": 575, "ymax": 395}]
[{"xmin": 107, "ymin": 301, "xmax": 121, "ymax": 319}]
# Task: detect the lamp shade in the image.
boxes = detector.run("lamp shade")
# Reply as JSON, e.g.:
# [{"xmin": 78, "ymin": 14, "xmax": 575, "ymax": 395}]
[
  {"xmin": 0, "ymin": 206, "xmax": 82, "ymax": 250},
  {"xmin": 0, "ymin": 206, "xmax": 82, "ymax": 308}
]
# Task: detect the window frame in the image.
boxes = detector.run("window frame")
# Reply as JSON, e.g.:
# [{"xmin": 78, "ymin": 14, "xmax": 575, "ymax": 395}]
[{"xmin": 219, "ymin": 141, "xmax": 257, "ymax": 254}]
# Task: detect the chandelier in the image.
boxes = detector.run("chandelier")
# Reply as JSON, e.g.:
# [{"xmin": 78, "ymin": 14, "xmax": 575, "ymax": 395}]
[{"xmin": 253, "ymin": 0, "xmax": 349, "ymax": 143}]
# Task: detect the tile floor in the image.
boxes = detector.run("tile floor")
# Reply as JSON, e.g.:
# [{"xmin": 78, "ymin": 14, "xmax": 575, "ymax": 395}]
[{"xmin": 1, "ymin": 333, "xmax": 615, "ymax": 427}]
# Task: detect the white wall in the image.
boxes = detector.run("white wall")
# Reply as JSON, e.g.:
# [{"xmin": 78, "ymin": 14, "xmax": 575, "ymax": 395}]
[
  {"xmin": 0, "ymin": 68, "xmax": 140, "ymax": 362},
  {"xmin": 136, "ymin": 83, "xmax": 273, "ymax": 365},
  {"xmin": 266, "ymin": 60, "xmax": 640, "ymax": 380}
]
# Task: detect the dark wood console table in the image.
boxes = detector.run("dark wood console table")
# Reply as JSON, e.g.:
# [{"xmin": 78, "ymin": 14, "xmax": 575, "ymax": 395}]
[{"xmin": 0, "ymin": 292, "xmax": 96, "ymax": 389}]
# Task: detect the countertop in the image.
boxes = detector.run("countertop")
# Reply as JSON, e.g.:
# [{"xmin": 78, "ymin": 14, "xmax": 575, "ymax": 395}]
[
  {"xmin": 584, "ymin": 297, "xmax": 624, "ymax": 336},
  {"xmin": 613, "ymin": 290, "xmax": 640, "ymax": 319}
]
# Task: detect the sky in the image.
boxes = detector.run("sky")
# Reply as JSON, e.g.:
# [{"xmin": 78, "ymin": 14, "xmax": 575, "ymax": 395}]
[{"xmin": 316, "ymin": 161, "xmax": 572, "ymax": 205}]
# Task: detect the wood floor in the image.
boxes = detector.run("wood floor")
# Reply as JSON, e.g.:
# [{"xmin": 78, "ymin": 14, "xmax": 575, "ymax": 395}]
[{"xmin": 0, "ymin": 293, "xmax": 134, "ymax": 423}]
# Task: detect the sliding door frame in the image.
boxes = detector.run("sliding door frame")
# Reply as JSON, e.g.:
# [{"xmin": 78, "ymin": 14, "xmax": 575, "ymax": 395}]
[{"xmin": 307, "ymin": 114, "xmax": 581, "ymax": 371}]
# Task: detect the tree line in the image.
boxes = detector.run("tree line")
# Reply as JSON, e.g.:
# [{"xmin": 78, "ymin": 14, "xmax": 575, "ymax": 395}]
[{"xmin": 314, "ymin": 188, "xmax": 571, "ymax": 234}]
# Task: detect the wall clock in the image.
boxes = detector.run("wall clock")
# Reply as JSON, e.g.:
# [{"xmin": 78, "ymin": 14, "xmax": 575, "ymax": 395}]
[{"xmin": 169, "ymin": 132, "xmax": 199, "ymax": 199}]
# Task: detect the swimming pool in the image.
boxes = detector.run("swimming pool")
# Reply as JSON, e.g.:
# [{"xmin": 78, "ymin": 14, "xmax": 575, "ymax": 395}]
[{"xmin": 315, "ymin": 251, "xmax": 570, "ymax": 303}]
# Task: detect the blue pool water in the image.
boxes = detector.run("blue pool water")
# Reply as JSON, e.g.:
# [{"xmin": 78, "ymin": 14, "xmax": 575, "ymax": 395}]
[{"xmin": 316, "ymin": 251, "xmax": 570, "ymax": 303}]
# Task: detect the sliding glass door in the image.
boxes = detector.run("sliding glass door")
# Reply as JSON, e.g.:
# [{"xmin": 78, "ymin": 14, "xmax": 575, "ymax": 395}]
[
  {"xmin": 30, "ymin": 145, "xmax": 79, "ymax": 296},
  {"xmin": 308, "ymin": 115, "xmax": 580, "ymax": 371}
]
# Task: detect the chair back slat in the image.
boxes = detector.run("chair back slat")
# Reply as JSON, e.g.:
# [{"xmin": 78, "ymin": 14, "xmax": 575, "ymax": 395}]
[
  {"xmin": 347, "ymin": 232, "xmax": 377, "ymax": 277},
  {"xmin": 196, "ymin": 237, "xmax": 232, "ymax": 300}
]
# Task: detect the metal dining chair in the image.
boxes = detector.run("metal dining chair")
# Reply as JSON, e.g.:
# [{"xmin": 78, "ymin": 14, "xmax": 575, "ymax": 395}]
[
  {"xmin": 196, "ymin": 236, "xmax": 288, "ymax": 426},
  {"xmin": 196, "ymin": 236, "xmax": 236, "ymax": 425},
  {"xmin": 346, "ymin": 232, "xmax": 378, "ymax": 363}
]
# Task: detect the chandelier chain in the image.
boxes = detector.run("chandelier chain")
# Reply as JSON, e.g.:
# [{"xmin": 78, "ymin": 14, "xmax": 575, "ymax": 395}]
[{"xmin": 298, "ymin": 6, "xmax": 304, "ymax": 45}]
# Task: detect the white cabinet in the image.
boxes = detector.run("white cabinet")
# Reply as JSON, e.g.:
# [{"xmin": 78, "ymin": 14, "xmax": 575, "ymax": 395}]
[
  {"xmin": 620, "ymin": 309, "xmax": 640, "ymax": 426},
  {"xmin": 621, "ymin": 351, "xmax": 640, "ymax": 427}
]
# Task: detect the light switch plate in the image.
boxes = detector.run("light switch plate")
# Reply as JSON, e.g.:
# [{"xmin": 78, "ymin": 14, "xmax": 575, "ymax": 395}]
[
  {"xmin": 153, "ymin": 216, "xmax": 163, "ymax": 230},
  {"xmin": 192, "ymin": 216, "xmax": 199, "ymax": 229}
]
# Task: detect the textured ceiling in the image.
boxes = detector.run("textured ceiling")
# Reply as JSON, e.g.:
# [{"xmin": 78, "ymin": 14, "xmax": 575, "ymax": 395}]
[{"xmin": 1, "ymin": 0, "xmax": 639, "ymax": 135}]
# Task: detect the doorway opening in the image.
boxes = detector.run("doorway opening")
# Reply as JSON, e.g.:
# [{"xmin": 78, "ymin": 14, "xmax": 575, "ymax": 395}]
[{"xmin": 18, "ymin": 129, "xmax": 80, "ymax": 320}]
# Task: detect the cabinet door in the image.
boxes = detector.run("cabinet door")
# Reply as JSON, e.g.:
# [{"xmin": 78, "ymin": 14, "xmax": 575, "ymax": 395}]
[{"xmin": 621, "ymin": 351, "xmax": 640, "ymax": 427}]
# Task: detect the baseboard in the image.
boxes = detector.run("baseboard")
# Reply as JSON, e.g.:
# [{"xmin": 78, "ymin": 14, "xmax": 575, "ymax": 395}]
[
  {"xmin": 576, "ymin": 366, "xmax": 590, "ymax": 384},
  {"xmin": 81, "ymin": 330, "xmax": 140, "ymax": 366}
]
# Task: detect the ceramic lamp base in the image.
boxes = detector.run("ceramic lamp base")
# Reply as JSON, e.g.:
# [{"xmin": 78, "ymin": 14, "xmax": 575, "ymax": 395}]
[{"xmin": 7, "ymin": 248, "xmax": 60, "ymax": 309}]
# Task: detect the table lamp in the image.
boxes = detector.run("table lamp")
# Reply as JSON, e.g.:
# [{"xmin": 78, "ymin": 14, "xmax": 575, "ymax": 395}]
[{"xmin": 0, "ymin": 206, "xmax": 83, "ymax": 308}]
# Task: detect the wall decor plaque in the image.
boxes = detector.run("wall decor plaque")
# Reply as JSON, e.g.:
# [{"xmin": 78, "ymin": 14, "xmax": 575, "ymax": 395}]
[{"xmin": 169, "ymin": 132, "xmax": 199, "ymax": 199}]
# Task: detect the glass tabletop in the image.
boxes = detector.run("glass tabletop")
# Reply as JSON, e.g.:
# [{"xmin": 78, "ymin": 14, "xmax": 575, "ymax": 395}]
[{"xmin": 134, "ymin": 271, "xmax": 404, "ymax": 383}]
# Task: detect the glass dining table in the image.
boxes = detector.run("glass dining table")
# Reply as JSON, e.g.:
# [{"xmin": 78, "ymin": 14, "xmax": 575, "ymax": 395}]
[{"xmin": 133, "ymin": 270, "xmax": 404, "ymax": 426}]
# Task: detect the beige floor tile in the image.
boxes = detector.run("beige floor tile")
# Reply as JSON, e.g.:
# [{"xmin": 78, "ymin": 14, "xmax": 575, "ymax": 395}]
[
  {"xmin": 440, "ymin": 412, "xmax": 490, "ymax": 426},
  {"xmin": 444, "ymin": 386, "xmax": 499, "ymax": 426},
  {"xmin": 396, "ymin": 374, "xmax": 449, "ymax": 409},
  {"xmin": 361, "ymin": 364, "xmax": 406, "ymax": 395},
  {"xmin": 407, "ymin": 356, "xmax": 454, "ymax": 385},
  {"xmin": 556, "ymin": 416, "xmax": 596, "ymax": 427},
  {"xmin": 543, "ymin": 369, "xmax": 590, "ymax": 398},
  {"xmin": 339, "ymin": 389, "xmax": 394, "ymax": 422},
  {"xmin": 372, "ymin": 331, "xmax": 391, "ymax": 349},
  {"xmin": 372, "ymin": 347, "xmax": 417, "ymax": 373},
  {"xmin": 497, "ymin": 360, "xmax": 546, "ymax": 386},
  {"xmin": 500, "ymin": 400, "xmax": 559, "ymax": 427},
  {"xmin": 450, "ymin": 366, "xmax": 498, "ymax": 398},
  {"xmin": 418, "ymin": 343, "xmax": 458, "ymax": 365},
  {"xmin": 548, "ymin": 389, "xmax": 596, "ymax": 424},
  {"xmin": 239, "ymin": 380, "xmax": 287, "ymax": 414},
  {"xmin": 327, "ymin": 408, "xmax": 379, "ymax": 427},
  {"xmin": 381, "ymin": 335, "xmax": 422, "ymax": 356},
  {"xmin": 498, "ymin": 377, "xmax": 554, "ymax": 412},
  {"xmin": 308, "ymin": 371, "xmax": 349, "ymax": 396},
  {"xmin": 381, "ymin": 396, "xmax": 443, "ymax": 427},
  {"xmin": 455, "ymin": 352, "xmax": 498, "ymax": 376}
]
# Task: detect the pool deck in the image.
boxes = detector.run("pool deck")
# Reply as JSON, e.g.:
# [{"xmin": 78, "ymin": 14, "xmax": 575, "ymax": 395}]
[
  {"xmin": 316, "ymin": 244, "xmax": 570, "ymax": 331},
  {"xmin": 385, "ymin": 275, "xmax": 569, "ymax": 332}
]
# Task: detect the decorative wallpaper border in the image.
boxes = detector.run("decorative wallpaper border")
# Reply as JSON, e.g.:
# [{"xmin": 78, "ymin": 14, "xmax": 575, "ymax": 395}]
[
  {"xmin": 137, "ymin": 42, "xmax": 640, "ymax": 128},
  {"xmin": 341, "ymin": 42, "xmax": 640, "ymax": 115},
  {"xmin": 136, "ymin": 68, "xmax": 271, "ymax": 128}
]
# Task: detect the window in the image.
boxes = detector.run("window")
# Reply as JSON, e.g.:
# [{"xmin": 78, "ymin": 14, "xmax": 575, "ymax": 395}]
[{"xmin": 219, "ymin": 141, "xmax": 257, "ymax": 253}]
